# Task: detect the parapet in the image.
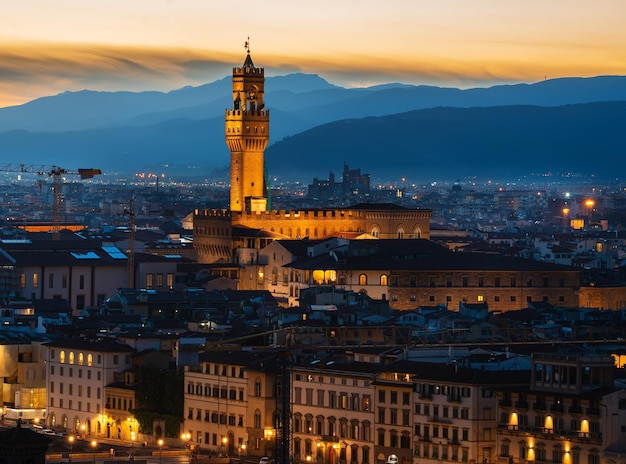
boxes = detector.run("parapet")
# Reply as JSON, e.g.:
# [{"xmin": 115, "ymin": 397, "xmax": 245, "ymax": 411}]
[
  {"xmin": 194, "ymin": 209, "xmax": 231, "ymax": 218},
  {"xmin": 225, "ymin": 109, "xmax": 270, "ymax": 118},
  {"xmin": 233, "ymin": 67, "xmax": 264, "ymax": 76}
]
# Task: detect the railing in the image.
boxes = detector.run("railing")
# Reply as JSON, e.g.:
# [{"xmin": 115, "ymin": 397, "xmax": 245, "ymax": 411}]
[
  {"xmin": 497, "ymin": 423, "xmax": 602, "ymax": 441},
  {"xmin": 515, "ymin": 401, "xmax": 529, "ymax": 409},
  {"xmin": 499, "ymin": 399, "xmax": 513, "ymax": 407},
  {"xmin": 427, "ymin": 416, "xmax": 453, "ymax": 424}
]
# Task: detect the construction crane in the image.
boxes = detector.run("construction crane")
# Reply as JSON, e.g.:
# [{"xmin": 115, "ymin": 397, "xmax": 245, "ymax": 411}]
[{"xmin": 0, "ymin": 164, "xmax": 101, "ymax": 240}]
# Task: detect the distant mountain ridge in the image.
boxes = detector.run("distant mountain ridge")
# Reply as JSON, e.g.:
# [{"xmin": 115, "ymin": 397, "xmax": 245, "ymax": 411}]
[
  {"xmin": 265, "ymin": 101, "xmax": 626, "ymax": 182},
  {"xmin": 0, "ymin": 74, "xmax": 624, "ymax": 180}
]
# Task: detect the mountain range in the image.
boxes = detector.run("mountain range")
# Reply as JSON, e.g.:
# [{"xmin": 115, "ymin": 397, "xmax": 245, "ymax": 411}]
[{"xmin": 0, "ymin": 74, "xmax": 624, "ymax": 182}]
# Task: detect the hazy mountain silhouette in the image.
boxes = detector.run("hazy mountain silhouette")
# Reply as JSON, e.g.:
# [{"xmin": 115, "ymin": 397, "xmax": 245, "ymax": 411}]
[
  {"xmin": 265, "ymin": 101, "xmax": 626, "ymax": 182},
  {"xmin": 0, "ymin": 74, "xmax": 624, "ymax": 179}
]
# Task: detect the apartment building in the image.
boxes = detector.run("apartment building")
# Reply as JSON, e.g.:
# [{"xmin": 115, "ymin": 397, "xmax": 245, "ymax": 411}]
[
  {"xmin": 291, "ymin": 360, "xmax": 379, "ymax": 464},
  {"xmin": 495, "ymin": 353, "xmax": 626, "ymax": 464},
  {"xmin": 258, "ymin": 238, "xmax": 581, "ymax": 311},
  {"xmin": 184, "ymin": 350, "xmax": 280, "ymax": 458},
  {"xmin": 407, "ymin": 361, "xmax": 529, "ymax": 464},
  {"xmin": 45, "ymin": 338, "xmax": 134, "ymax": 437}
]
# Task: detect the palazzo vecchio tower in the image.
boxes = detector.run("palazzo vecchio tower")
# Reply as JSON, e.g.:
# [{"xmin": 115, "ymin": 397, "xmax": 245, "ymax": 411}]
[
  {"xmin": 225, "ymin": 45, "xmax": 269, "ymax": 213},
  {"xmin": 193, "ymin": 47, "xmax": 431, "ymax": 264}
]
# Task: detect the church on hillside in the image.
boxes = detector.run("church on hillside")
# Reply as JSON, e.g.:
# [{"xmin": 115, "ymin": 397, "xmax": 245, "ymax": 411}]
[{"xmin": 193, "ymin": 48, "xmax": 432, "ymax": 264}]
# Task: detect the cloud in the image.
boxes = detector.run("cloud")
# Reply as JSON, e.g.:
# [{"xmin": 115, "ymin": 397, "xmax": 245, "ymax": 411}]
[
  {"xmin": 0, "ymin": 40, "xmax": 624, "ymax": 108},
  {"xmin": 0, "ymin": 42, "xmax": 240, "ymax": 107}
]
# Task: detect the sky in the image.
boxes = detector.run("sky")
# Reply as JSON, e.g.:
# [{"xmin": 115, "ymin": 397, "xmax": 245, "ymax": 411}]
[{"xmin": 0, "ymin": 0, "xmax": 625, "ymax": 107}]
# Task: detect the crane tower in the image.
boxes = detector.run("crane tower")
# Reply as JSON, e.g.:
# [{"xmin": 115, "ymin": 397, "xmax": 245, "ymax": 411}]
[{"xmin": 0, "ymin": 164, "xmax": 101, "ymax": 240}]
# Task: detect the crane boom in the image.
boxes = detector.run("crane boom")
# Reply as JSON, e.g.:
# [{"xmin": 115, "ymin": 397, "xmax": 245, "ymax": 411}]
[{"xmin": 0, "ymin": 163, "xmax": 101, "ymax": 239}]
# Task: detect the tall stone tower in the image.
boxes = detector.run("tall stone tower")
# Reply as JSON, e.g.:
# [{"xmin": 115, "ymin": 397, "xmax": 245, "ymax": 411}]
[{"xmin": 225, "ymin": 47, "xmax": 270, "ymax": 213}]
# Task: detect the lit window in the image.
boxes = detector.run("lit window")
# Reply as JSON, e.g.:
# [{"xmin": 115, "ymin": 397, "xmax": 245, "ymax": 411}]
[
  {"xmin": 60, "ymin": 351, "xmax": 66, "ymax": 364},
  {"xmin": 69, "ymin": 352, "xmax": 75, "ymax": 365}
]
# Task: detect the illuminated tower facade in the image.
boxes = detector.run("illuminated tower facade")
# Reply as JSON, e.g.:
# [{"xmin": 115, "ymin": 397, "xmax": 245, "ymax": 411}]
[{"xmin": 225, "ymin": 48, "xmax": 269, "ymax": 212}]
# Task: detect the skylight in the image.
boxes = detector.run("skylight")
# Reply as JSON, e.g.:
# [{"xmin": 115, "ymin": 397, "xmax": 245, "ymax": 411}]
[
  {"xmin": 102, "ymin": 246, "xmax": 127, "ymax": 260},
  {"xmin": 70, "ymin": 251, "xmax": 100, "ymax": 260}
]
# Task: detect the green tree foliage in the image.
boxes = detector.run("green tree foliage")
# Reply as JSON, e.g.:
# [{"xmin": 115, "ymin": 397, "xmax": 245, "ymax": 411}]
[{"xmin": 132, "ymin": 364, "xmax": 184, "ymax": 437}]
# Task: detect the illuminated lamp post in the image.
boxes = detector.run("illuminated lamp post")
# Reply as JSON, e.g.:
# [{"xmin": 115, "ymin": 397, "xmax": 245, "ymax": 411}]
[
  {"xmin": 222, "ymin": 436, "xmax": 228, "ymax": 456},
  {"xmin": 158, "ymin": 438, "xmax": 164, "ymax": 464},
  {"xmin": 91, "ymin": 440, "xmax": 97, "ymax": 464},
  {"xmin": 68, "ymin": 435, "xmax": 74, "ymax": 463},
  {"xmin": 562, "ymin": 207, "xmax": 570, "ymax": 231},
  {"xmin": 585, "ymin": 199, "xmax": 595, "ymax": 221}
]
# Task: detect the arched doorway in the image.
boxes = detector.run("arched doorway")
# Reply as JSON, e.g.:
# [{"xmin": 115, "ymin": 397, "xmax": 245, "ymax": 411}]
[
  {"xmin": 329, "ymin": 446, "xmax": 338, "ymax": 464},
  {"xmin": 228, "ymin": 431, "xmax": 235, "ymax": 455}
]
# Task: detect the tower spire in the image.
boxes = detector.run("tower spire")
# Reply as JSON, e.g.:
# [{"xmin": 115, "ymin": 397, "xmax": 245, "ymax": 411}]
[{"xmin": 245, "ymin": 37, "xmax": 250, "ymax": 54}]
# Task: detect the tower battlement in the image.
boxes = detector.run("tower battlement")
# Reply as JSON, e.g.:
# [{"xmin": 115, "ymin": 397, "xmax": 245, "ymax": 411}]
[
  {"xmin": 194, "ymin": 209, "xmax": 231, "ymax": 218},
  {"xmin": 225, "ymin": 109, "xmax": 270, "ymax": 118},
  {"xmin": 233, "ymin": 67, "xmax": 264, "ymax": 76}
]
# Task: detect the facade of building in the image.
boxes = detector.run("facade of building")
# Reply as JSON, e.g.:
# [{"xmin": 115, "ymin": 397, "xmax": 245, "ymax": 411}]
[
  {"xmin": 184, "ymin": 350, "xmax": 280, "ymax": 458},
  {"xmin": 495, "ymin": 353, "xmax": 626, "ymax": 464},
  {"xmin": 258, "ymin": 238, "xmax": 582, "ymax": 310},
  {"xmin": 45, "ymin": 338, "xmax": 134, "ymax": 438},
  {"xmin": 183, "ymin": 348, "xmax": 533, "ymax": 464}
]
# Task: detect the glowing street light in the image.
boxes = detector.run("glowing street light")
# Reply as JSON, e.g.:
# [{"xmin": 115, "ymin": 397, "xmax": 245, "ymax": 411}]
[
  {"xmin": 91, "ymin": 440, "xmax": 97, "ymax": 464},
  {"xmin": 585, "ymin": 199, "xmax": 595, "ymax": 219},
  {"xmin": 68, "ymin": 435, "xmax": 74, "ymax": 463},
  {"xmin": 222, "ymin": 436, "xmax": 228, "ymax": 456},
  {"xmin": 158, "ymin": 438, "xmax": 164, "ymax": 464}
]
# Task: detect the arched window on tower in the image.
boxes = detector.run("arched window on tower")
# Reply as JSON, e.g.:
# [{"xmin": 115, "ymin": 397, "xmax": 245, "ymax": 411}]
[{"xmin": 359, "ymin": 274, "xmax": 368, "ymax": 286}]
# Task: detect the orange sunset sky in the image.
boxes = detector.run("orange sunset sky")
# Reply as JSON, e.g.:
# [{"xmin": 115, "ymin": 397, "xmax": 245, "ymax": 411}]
[{"xmin": 0, "ymin": 0, "xmax": 624, "ymax": 107}]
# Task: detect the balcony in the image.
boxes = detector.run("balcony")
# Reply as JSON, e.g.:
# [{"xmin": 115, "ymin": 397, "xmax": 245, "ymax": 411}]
[
  {"xmin": 515, "ymin": 401, "xmax": 529, "ymax": 410},
  {"xmin": 586, "ymin": 408, "xmax": 600, "ymax": 416},
  {"xmin": 427, "ymin": 416, "xmax": 452, "ymax": 424},
  {"xmin": 499, "ymin": 399, "xmax": 513, "ymax": 408},
  {"xmin": 568, "ymin": 405, "xmax": 582, "ymax": 414},
  {"xmin": 533, "ymin": 403, "xmax": 547, "ymax": 411},
  {"xmin": 419, "ymin": 392, "xmax": 433, "ymax": 400},
  {"xmin": 447, "ymin": 395, "xmax": 462, "ymax": 403},
  {"xmin": 550, "ymin": 404, "xmax": 564, "ymax": 413}
]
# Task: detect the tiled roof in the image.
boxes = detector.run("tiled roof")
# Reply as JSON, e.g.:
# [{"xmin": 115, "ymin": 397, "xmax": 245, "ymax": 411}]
[{"xmin": 44, "ymin": 337, "xmax": 135, "ymax": 352}]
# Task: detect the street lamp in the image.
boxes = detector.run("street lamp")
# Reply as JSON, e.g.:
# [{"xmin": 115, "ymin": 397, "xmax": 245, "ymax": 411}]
[
  {"xmin": 158, "ymin": 438, "xmax": 164, "ymax": 464},
  {"xmin": 81, "ymin": 424, "xmax": 86, "ymax": 440},
  {"xmin": 585, "ymin": 199, "xmax": 595, "ymax": 219},
  {"xmin": 562, "ymin": 207, "xmax": 570, "ymax": 231},
  {"xmin": 222, "ymin": 436, "xmax": 228, "ymax": 456},
  {"xmin": 91, "ymin": 440, "xmax": 97, "ymax": 464},
  {"xmin": 68, "ymin": 435, "xmax": 74, "ymax": 463},
  {"xmin": 131, "ymin": 431, "xmax": 136, "ymax": 453}
]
